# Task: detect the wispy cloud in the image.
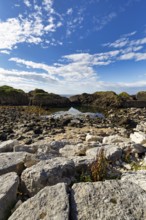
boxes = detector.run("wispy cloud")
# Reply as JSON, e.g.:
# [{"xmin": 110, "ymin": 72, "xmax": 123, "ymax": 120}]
[
  {"xmin": 103, "ymin": 33, "xmax": 146, "ymax": 62},
  {"xmin": 104, "ymin": 32, "xmax": 146, "ymax": 49},
  {"xmin": 66, "ymin": 8, "xmax": 73, "ymax": 15},
  {"xmin": 93, "ymin": 12, "xmax": 117, "ymax": 31},
  {"xmin": 24, "ymin": 0, "xmax": 31, "ymax": 7},
  {"xmin": 0, "ymin": 0, "xmax": 63, "ymax": 50},
  {"xmin": 0, "ymin": 50, "xmax": 10, "ymax": 55}
]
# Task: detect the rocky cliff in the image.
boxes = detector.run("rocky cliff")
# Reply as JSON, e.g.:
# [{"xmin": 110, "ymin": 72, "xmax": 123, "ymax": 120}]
[
  {"xmin": 28, "ymin": 89, "xmax": 71, "ymax": 107},
  {"xmin": 0, "ymin": 86, "xmax": 29, "ymax": 106},
  {"xmin": 1, "ymin": 85, "xmax": 146, "ymax": 109},
  {"xmin": 70, "ymin": 91, "xmax": 132, "ymax": 108},
  {"xmin": 70, "ymin": 91, "xmax": 146, "ymax": 108}
]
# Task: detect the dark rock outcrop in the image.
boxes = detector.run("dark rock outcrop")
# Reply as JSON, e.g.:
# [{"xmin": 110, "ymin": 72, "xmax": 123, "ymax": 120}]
[
  {"xmin": 2, "ymin": 85, "xmax": 146, "ymax": 109},
  {"xmin": 28, "ymin": 89, "xmax": 71, "ymax": 107},
  {"xmin": 136, "ymin": 91, "xmax": 146, "ymax": 101},
  {"xmin": 0, "ymin": 86, "xmax": 29, "ymax": 106},
  {"xmin": 70, "ymin": 91, "xmax": 146, "ymax": 109},
  {"xmin": 70, "ymin": 91, "xmax": 124, "ymax": 108}
]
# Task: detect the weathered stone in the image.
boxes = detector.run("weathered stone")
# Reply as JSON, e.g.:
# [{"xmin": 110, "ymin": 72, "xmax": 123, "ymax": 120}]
[
  {"xmin": 103, "ymin": 135, "xmax": 129, "ymax": 145},
  {"xmin": 131, "ymin": 143, "xmax": 146, "ymax": 154},
  {"xmin": 0, "ymin": 85, "xmax": 29, "ymax": 106},
  {"xmin": 8, "ymin": 183, "xmax": 69, "ymax": 220},
  {"xmin": 104, "ymin": 145, "xmax": 122, "ymax": 162},
  {"xmin": 0, "ymin": 152, "xmax": 36, "ymax": 175},
  {"xmin": 68, "ymin": 156, "xmax": 94, "ymax": 173},
  {"xmin": 59, "ymin": 143, "xmax": 92, "ymax": 157},
  {"xmin": 0, "ymin": 140, "xmax": 18, "ymax": 153},
  {"xmin": 14, "ymin": 144, "xmax": 37, "ymax": 154},
  {"xmin": 71, "ymin": 180, "xmax": 146, "ymax": 220},
  {"xmin": 86, "ymin": 147, "xmax": 101, "ymax": 159},
  {"xmin": 0, "ymin": 172, "xmax": 19, "ymax": 220},
  {"xmin": 50, "ymin": 140, "xmax": 70, "ymax": 150},
  {"xmin": 86, "ymin": 145, "xmax": 122, "ymax": 162},
  {"xmin": 137, "ymin": 91, "xmax": 146, "ymax": 101},
  {"xmin": 86, "ymin": 133, "xmax": 102, "ymax": 142},
  {"xmin": 130, "ymin": 132, "xmax": 146, "ymax": 145},
  {"xmin": 121, "ymin": 170, "xmax": 146, "ymax": 191},
  {"xmin": 21, "ymin": 157, "xmax": 75, "ymax": 196},
  {"xmin": 28, "ymin": 88, "xmax": 70, "ymax": 107}
]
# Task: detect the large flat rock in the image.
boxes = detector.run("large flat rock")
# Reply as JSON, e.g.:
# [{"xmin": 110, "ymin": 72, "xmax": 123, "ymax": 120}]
[
  {"xmin": 0, "ymin": 152, "xmax": 36, "ymax": 175},
  {"xmin": 71, "ymin": 180, "xmax": 146, "ymax": 220},
  {"xmin": 21, "ymin": 157, "xmax": 75, "ymax": 196},
  {"xmin": 0, "ymin": 172, "xmax": 19, "ymax": 220},
  {"xmin": 8, "ymin": 183, "xmax": 69, "ymax": 220}
]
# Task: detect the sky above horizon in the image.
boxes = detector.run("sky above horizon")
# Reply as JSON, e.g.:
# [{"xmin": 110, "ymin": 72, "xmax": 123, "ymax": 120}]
[{"xmin": 0, "ymin": 0, "xmax": 146, "ymax": 95}]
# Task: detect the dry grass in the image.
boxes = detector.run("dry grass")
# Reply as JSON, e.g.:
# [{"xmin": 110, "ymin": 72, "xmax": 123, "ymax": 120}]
[{"xmin": 90, "ymin": 148, "xmax": 108, "ymax": 181}]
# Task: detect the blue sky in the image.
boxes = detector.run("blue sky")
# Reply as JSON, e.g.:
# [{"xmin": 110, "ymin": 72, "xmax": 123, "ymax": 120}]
[{"xmin": 0, "ymin": 0, "xmax": 146, "ymax": 94}]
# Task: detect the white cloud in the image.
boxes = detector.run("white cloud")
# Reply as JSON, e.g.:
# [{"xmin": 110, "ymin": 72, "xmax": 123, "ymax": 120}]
[
  {"xmin": 0, "ymin": 50, "xmax": 10, "ymax": 55},
  {"xmin": 119, "ymin": 52, "xmax": 146, "ymax": 61},
  {"xmin": 93, "ymin": 12, "xmax": 117, "ymax": 31},
  {"xmin": 122, "ymin": 31, "xmax": 137, "ymax": 37},
  {"xmin": 67, "ymin": 8, "xmax": 73, "ymax": 15},
  {"xmin": 0, "ymin": 0, "xmax": 63, "ymax": 50},
  {"xmin": 24, "ymin": 0, "xmax": 31, "ymax": 7},
  {"xmin": 10, "ymin": 50, "xmax": 121, "ymax": 83},
  {"xmin": 105, "ymin": 35, "xmax": 146, "ymax": 49},
  {"xmin": 1, "ymin": 63, "xmax": 146, "ymax": 94}
]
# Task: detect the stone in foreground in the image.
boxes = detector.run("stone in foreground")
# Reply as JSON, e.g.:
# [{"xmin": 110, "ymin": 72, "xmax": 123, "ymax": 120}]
[
  {"xmin": 0, "ymin": 152, "xmax": 36, "ymax": 175},
  {"xmin": 0, "ymin": 140, "xmax": 18, "ymax": 153},
  {"xmin": 8, "ymin": 183, "xmax": 69, "ymax": 220},
  {"xmin": 71, "ymin": 180, "xmax": 146, "ymax": 220},
  {"xmin": 130, "ymin": 132, "xmax": 146, "ymax": 145},
  {"xmin": 0, "ymin": 172, "xmax": 19, "ymax": 220},
  {"xmin": 122, "ymin": 170, "xmax": 146, "ymax": 191},
  {"xmin": 21, "ymin": 157, "xmax": 75, "ymax": 196}
]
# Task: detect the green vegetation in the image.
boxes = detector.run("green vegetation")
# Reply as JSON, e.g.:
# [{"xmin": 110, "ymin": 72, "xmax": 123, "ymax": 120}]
[
  {"xmin": 136, "ymin": 91, "xmax": 146, "ymax": 101},
  {"xmin": 23, "ymin": 106, "xmax": 49, "ymax": 116},
  {"xmin": 79, "ymin": 149, "xmax": 120, "ymax": 183},
  {"xmin": 90, "ymin": 148, "xmax": 108, "ymax": 181},
  {"xmin": 118, "ymin": 92, "xmax": 131, "ymax": 99},
  {"xmin": 123, "ymin": 146, "xmax": 132, "ymax": 163},
  {"xmin": 0, "ymin": 85, "xmax": 28, "ymax": 105},
  {"xmin": 80, "ymin": 171, "xmax": 92, "ymax": 182},
  {"xmin": 93, "ymin": 91, "xmax": 121, "ymax": 108},
  {"xmin": 0, "ymin": 85, "xmax": 25, "ymax": 94},
  {"xmin": 131, "ymin": 161, "xmax": 146, "ymax": 171}
]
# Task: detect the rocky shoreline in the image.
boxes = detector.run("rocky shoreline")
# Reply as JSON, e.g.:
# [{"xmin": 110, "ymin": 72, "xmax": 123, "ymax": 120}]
[
  {"xmin": 2, "ymin": 85, "xmax": 146, "ymax": 109},
  {"xmin": 1, "ymin": 106, "xmax": 146, "ymax": 219}
]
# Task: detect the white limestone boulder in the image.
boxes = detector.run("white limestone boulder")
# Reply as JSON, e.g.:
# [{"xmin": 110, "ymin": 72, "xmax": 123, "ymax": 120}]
[
  {"xmin": 86, "ymin": 145, "xmax": 122, "ymax": 162},
  {"xmin": 121, "ymin": 170, "xmax": 146, "ymax": 191},
  {"xmin": 59, "ymin": 143, "xmax": 94, "ymax": 157},
  {"xmin": 8, "ymin": 183, "xmax": 69, "ymax": 220},
  {"xmin": 0, "ymin": 172, "xmax": 19, "ymax": 220},
  {"xmin": 86, "ymin": 133, "xmax": 102, "ymax": 142},
  {"xmin": 0, "ymin": 152, "xmax": 37, "ymax": 175},
  {"xmin": 21, "ymin": 157, "xmax": 75, "ymax": 196},
  {"xmin": 86, "ymin": 147, "xmax": 101, "ymax": 159},
  {"xmin": 104, "ymin": 145, "xmax": 122, "ymax": 162},
  {"xmin": 130, "ymin": 132, "xmax": 146, "ymax": 145},
  {"xmin": 103, "ymin": 135, "xmax": 129, "ymax": 145},
  {"xmin": 70, "ymin": 180, "xmax": 146, "ymax": 220},
  {"xmin": 0, "ymin": 140, "xmax": 19, "ymax": 153}
]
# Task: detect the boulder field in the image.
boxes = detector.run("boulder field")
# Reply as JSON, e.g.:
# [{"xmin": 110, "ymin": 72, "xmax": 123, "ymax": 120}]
[{"xmin": 1, "ymin": 107, "xmax": 146, "ymax": 219}]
